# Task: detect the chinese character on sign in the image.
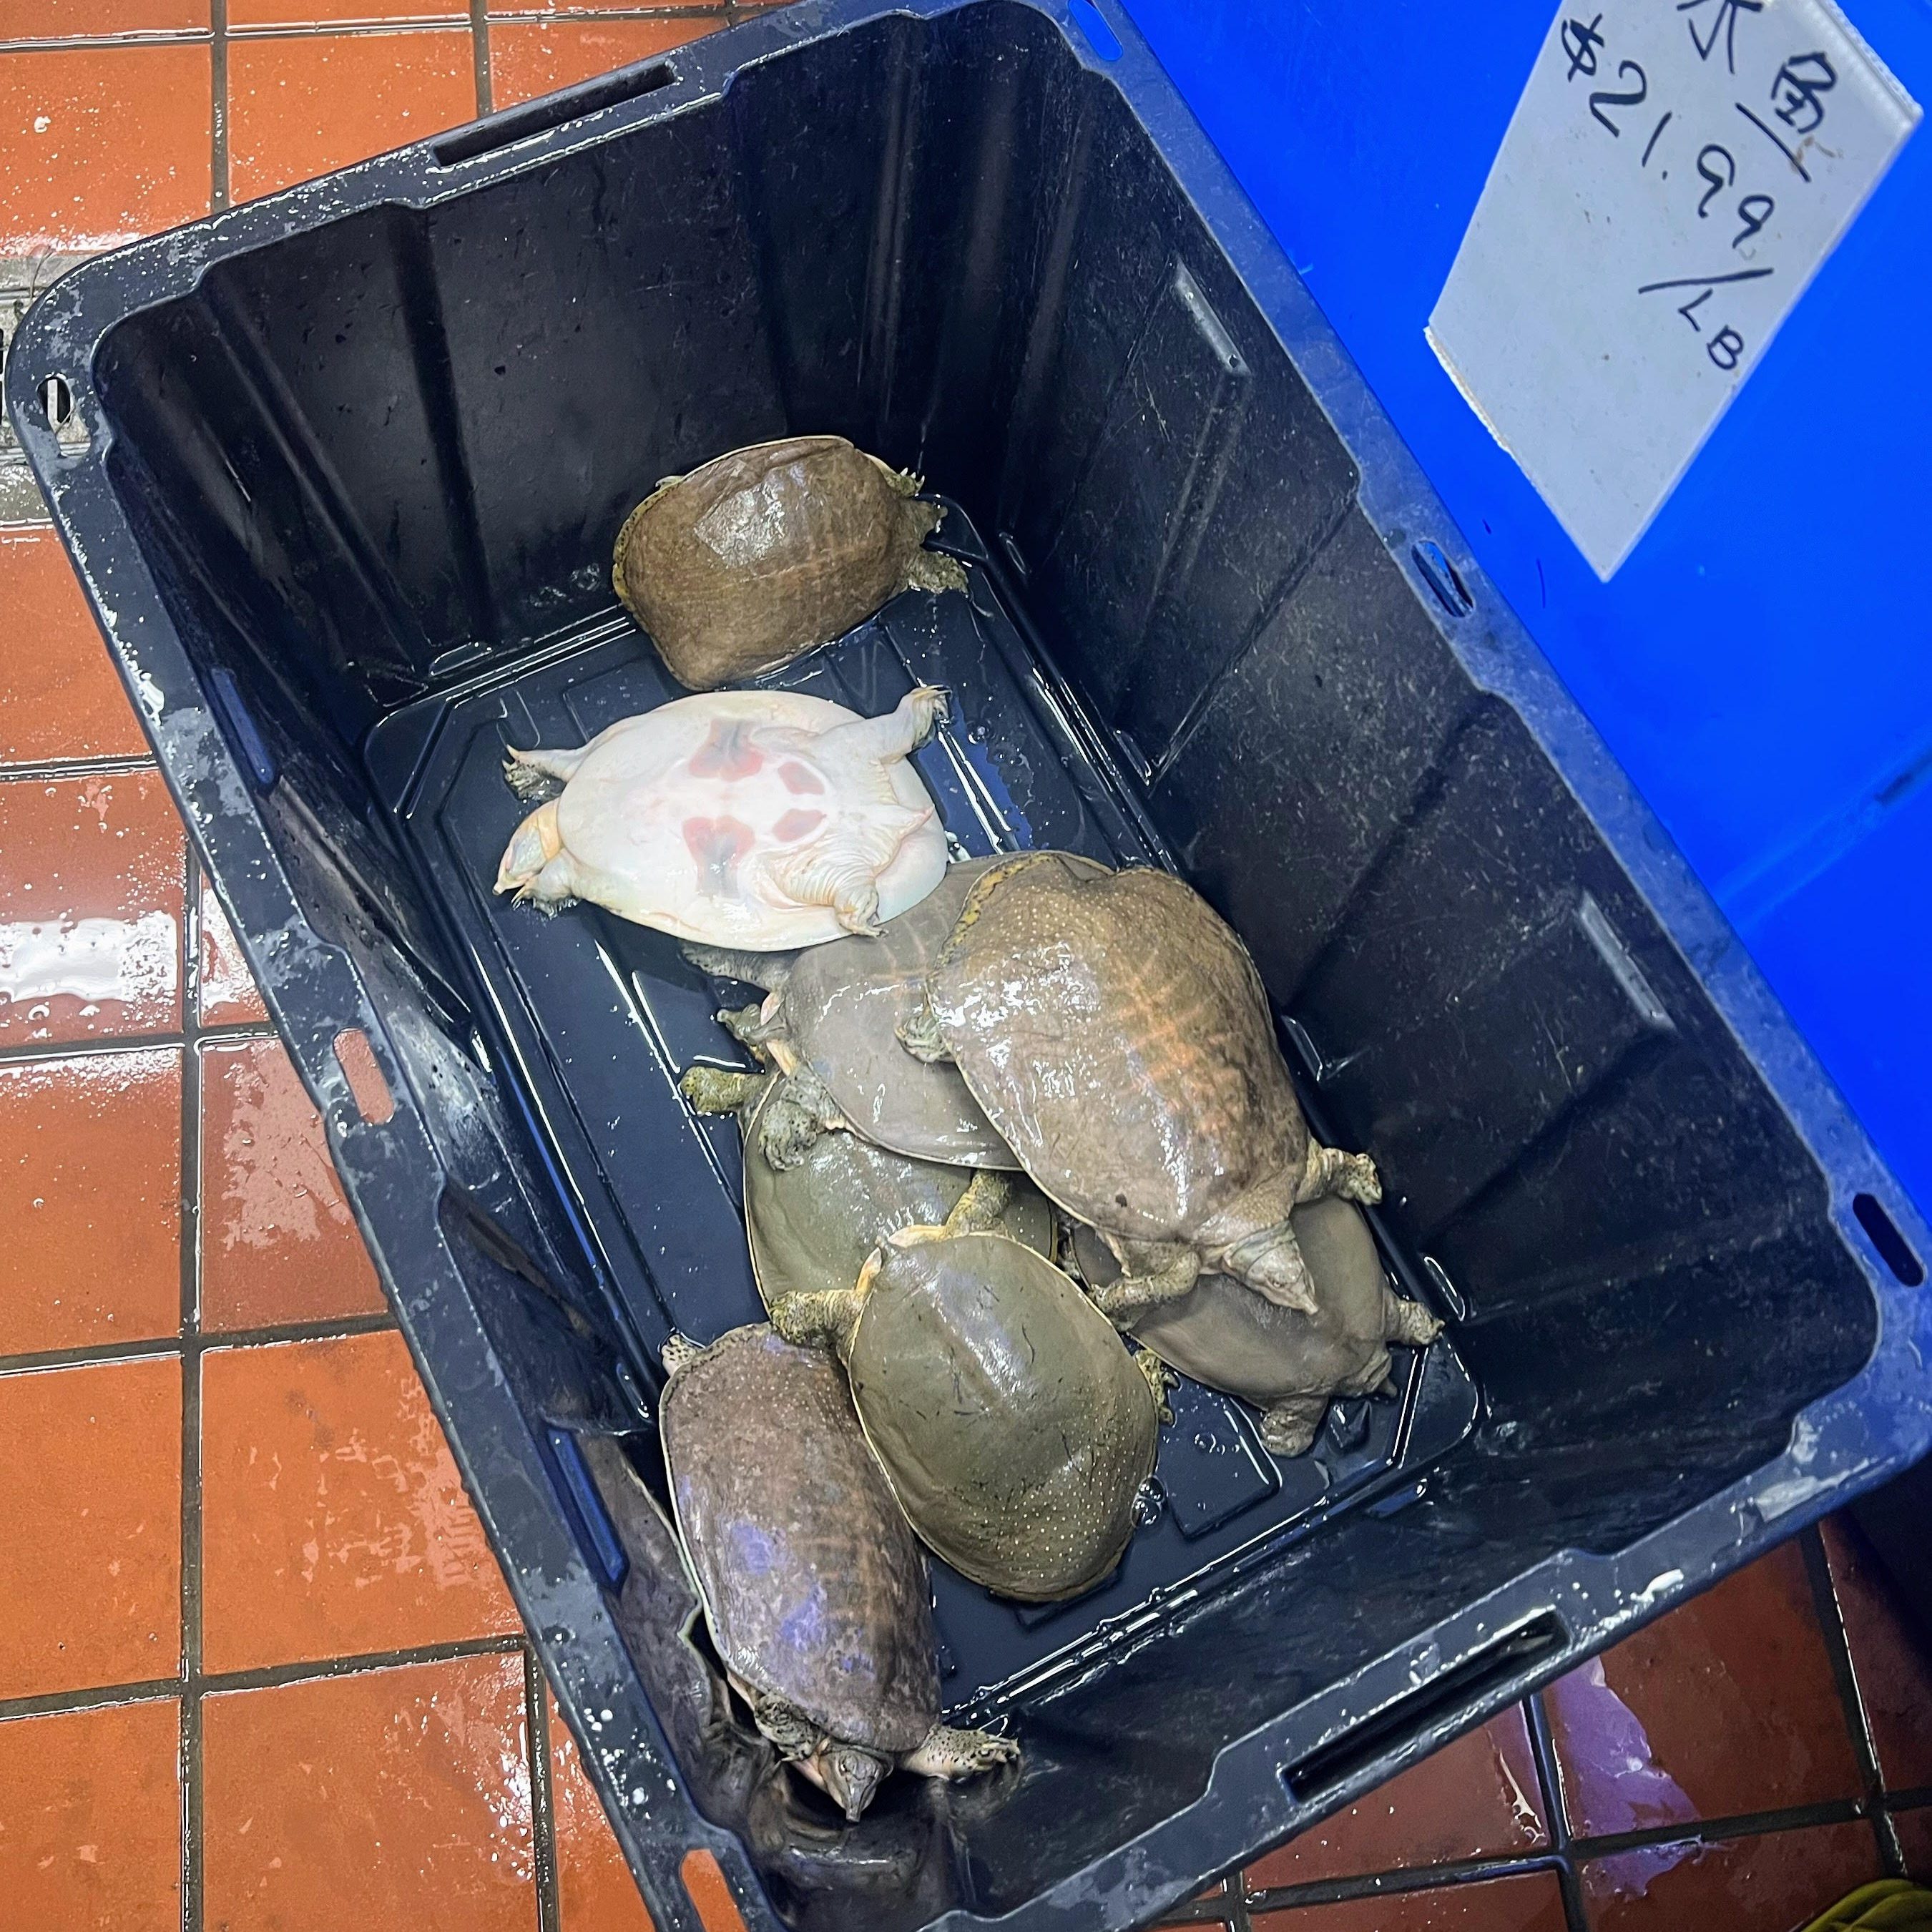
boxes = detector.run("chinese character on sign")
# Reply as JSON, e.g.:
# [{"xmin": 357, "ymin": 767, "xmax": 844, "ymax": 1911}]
[
  {"xmin": 1772, "ymin": 52, "xmax": 1838, "ymax": 132},
  {"xmin": 1562, "ymin": 11, "xmax": 1605, "ymax": 80},
  {"xmin": 1677, "ymin": 0, "xmax": 1763, "ymax": 74}
]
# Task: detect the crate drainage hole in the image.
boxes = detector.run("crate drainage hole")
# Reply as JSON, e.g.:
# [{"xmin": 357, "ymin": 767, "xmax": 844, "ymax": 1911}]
[
  {"xmin": 1066, "ymin": 0, "xmax": 1123, "ymax": 59},
  {"xmin": 333, "ymin": 1027, "xmax": 396, "ymax": 1125},
  {"xmin": 38, "ymin": 373, "xmax": 88, "ymax": 453},
  {"xmin": 1853, "ymin": 1192, "xmax": 1924, "ymax": 1286}
]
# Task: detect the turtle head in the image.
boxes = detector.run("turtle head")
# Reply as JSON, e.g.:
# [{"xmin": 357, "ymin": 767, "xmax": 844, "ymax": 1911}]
[
  {"xmin": 495, "ymin": 803, "xmax": 563, "ymax": 899},
  {"xmin": 816, "ymin": 1741, "xmax": 891, "ymax": 1822}
]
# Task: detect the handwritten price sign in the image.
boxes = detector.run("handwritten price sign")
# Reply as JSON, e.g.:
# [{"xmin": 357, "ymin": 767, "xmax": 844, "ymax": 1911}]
[{"xmin": 1428, "ymin": 0, "xmax": 1918, "ymax": 578}]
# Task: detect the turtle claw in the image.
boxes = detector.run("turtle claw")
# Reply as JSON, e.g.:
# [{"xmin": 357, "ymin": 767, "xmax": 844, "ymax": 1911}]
[
  {"xmin": 905, "ymin": 1722, "xmax": 1020, "ymax": 1780},
  {"xmin": 1134, "ymin": 1348, "xmax": 1178, "ymax": 1425},
  {"xmin": 896, "ymin": 997, "xmax": 952, "ymax": 1064}
]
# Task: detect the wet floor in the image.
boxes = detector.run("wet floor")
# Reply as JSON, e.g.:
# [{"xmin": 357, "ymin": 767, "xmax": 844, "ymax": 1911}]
[{"xmin": 1, "ymin": 14, "xmax": 1931, "ymax": 1932}]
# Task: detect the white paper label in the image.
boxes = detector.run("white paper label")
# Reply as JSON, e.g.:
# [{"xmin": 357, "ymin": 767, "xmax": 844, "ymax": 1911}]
[{"xmin": 1428, "ymin": 0, "xmax": 1919, "ymax": 578}]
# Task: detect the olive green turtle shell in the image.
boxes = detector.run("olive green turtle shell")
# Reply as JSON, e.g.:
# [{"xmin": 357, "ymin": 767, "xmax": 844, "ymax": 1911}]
[
  {"xmin": 660, "ymin": 1325, "xmax": 938, "ymax": 1752},
  {"xmin": 742, "ymin": 1084, "xmax": 1054, "ymax": 1310},
  {"xmin": 849, "ymin": 1232, "xmax": 1157, "ymax": 1603},
  {"xmin": 1074, "ymin": 1198, "xmax": 1432, "ymax": 1418}
]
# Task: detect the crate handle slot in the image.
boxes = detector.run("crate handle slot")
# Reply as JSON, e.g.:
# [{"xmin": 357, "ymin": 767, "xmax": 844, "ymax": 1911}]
[
  {"xmin": 34, "ymin": 373, "xmax": 90, "ymax": 455},
  {"xmin": 1279, "ymin": 1612, "xmax": 1566, "ymax": 1800},
  {"xmin": 333, "ymin": 1027, "xmax": 396, "ymax": 1125},
  {"xmin": 433, "ymin": 62, "xmax": 679, "ymax": 165},
  {"xmin": 1853, "ymin": 1192, "xmax": 1925, "ymax": 1287},
  {"xmin": 1066, "ymin": 0, "xmax": 1123, "ymax": 59}
]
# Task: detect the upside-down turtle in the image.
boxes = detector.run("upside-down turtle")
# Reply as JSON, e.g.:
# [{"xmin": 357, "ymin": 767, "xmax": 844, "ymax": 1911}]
[{"xmin": 494, "ymin": 687, "xmax": 948, "ymax": 946}]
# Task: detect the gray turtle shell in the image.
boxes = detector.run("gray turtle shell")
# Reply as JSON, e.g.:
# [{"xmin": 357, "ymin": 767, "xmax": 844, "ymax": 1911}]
[
  {"xmin": 743, "ymin": 1084, "xmax": 1054, "ymax": 1310},
  {"xmin": 1074, "ymin": 1199, "xmax": 1423, "ymax": 1413},
  {"xmin": 927, "ymin": 853, "xmax": 1309, "ymax": 1242},
  {"xmin": 850, "ymin": 1232, "xmax": 1157, "ymax": 1602},
  {"xmin": 763, "ymin": 855, "xmax": 1019, "ymax": 1166},
  {"xmin": 661, "ymin": 1325, "xmax": 938, "ymax": 1752}
]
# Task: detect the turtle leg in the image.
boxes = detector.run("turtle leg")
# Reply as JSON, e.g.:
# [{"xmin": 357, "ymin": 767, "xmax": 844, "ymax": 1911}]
[
  {"xmin": 1087, "ymin": 1241, "xmax": 1199, "ymax": 1322},
  {"xmin": 1386, "ymin": 1295, "xmax": 1443, "ymax": 1348},
  {"xmin": 757, "ymin": 1067, "xmax": 845, "ymax": 1170},
  {"xmin": 1134, "ymin": 1348, "xmax": 1178, "ymax": 1424},
  {"xmin": 904, "ymin": 549, "xmax": 969, "ymax": 595},
  {"xmin": 715, "ymin": 1001, "xmax": 778, "ymax": 1054},
  {"xmin": 747, "ymin": 1690, "xmax": 820, "ymax": 1764},
  {"xmin": 680, "ymin": 943, "xmax": 791, "ymax": 994},
  {"xmin": 770, "ymin": 1287, "xmax": 865, "ymax": 1355},
  {"xmin": 1298, "ymin": 1137, "xmax": 1383, "ymax": 1207},
  {"xmin": 896, "ymin": 991, "xmax": 953, "ymax": 1064},
  {"xmin": 941, "ymin": 1169, "xmax": 1011, "ymax": 1237},
  {"xmin": 502, "ymin": 743, "xmax": 589, "ymax": 799},
  {"xmin": 660, "ymin": 1332, "xmax": 708, "ymax": 1378},
  {"xmin": 813, "ymin": 685, "xmax": 949, "ymax": 766},
  {"xmin": 1260, "ymin": 1396, "xmax": 1329, "ymax": 1458},
  {"xmin": 903, "ymin": 1722, "xmax": 1021, "ymax": 1780},
  {"xmin": 678, "ymin": 1065, "xmax": 769, "ymax": 1119}
]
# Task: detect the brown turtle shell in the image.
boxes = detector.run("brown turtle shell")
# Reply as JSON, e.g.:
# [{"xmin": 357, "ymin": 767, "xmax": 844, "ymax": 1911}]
[
  {"xmin": 614, "ymin": 436, "xmax": 962, "ymax": 689},
  {"xmin": 742, "ymin": 1081, "xmax": 1054, "ymax": 1311},
  {"xmin": 660, "ymin": 1325, "xmax": 938, "ymax": 1753},
  {"xmin": 926, "ymin": 853, "xmax": 1310, "ymax": 1244},
  {"xmin": 848, "ymin": 1233, "xmax": 1157, "ymax": 1602}
]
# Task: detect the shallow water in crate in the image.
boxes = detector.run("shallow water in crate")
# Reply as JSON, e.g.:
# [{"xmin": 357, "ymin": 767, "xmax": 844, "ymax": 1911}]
[{"xmin": 364, "ymin": 504, "xmax": 1479, "ymax": 1716}]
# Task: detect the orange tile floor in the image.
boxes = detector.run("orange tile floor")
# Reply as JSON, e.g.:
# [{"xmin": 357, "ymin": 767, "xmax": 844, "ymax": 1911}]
[{"xmin": 2, "ymin": 9, "xmax": 1931, "ymax": 1931}]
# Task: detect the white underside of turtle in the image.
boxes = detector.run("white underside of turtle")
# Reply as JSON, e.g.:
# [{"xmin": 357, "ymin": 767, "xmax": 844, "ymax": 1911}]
[{"xmin": 494, "ymin": 687, "xmax": 951, "ymax": 948}]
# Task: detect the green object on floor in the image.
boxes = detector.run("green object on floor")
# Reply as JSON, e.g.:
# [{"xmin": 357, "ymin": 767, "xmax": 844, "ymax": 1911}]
[{"xmin": 1800, "ymin": 1880, "xmax": 1932, "ymax": 1932}]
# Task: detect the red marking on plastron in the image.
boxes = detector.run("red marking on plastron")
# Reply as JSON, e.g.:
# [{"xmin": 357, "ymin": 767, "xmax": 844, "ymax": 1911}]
[
  {"xmin": 683, "ymin": 816, "xmax": 757, "ymax": 893},
  {"xmin": 773, "ymin": 809, "xmax": 826, "ymax": 843},
  {"xmin": 688, "ymin": 722, "xmax": 765, "ymax": 779},
  {"xmin": 778, "ymin": 760, "xmax": 825, "ymax": 795}
]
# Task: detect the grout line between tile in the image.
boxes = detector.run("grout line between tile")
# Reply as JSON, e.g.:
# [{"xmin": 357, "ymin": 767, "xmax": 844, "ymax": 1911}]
[
  {"xmin": 222, "ymin": 16, "xmax": 496, "ymax": 37},
  {"xmin": 524, "ymin": 1642, "xmax": 562, "ymax": 1932},
  {"xmin": 180, "ymin": 840, "xmax": 206, "ymax": 1932},
  {"xmin": 0, "ymin": 30, "xmax": 214, "ymax": 54},
  {"xmin": 0, "ymin": 1022, "xmax": 272, "ymax": 1072},
  {"xmin": 1523, "ymin": 1690, "xmax": 1589, "ymax": 1932},
  {"xmin": 200, "ymin": 1632, "xmax": 527, "ymax": 1698},
  {"xmin": 1227, "ymin": 1869, "xmax": 1253, "ymax": 1932},
  {"xmin": 0, "ymin": 753, "xmax": 158, "ymax": 784},
  {"xmin": 211, "ymin": 0, "xmax": 230, "ymax": 215},
  {"xmin": 1245, "ymin": 1851, "xmax": 1574, "ymax": 1916},
  {"xmin": 1801, "ymin": 1521, "xmax": 1901, "ymax": 1879},
  {"xmin": 471, "ymin": 0, "xmax": 493, "ymax": 114},
  {"xmin": 0, "ymin": 1309, "xmax": 398, "ymax": 1380},
  {"xmin": 484, "ymin": 5, "xmax": 733, "ymax": 16},
  {"xmin": 0, "ymin": 1677, "xmax": 182, "ymax": 1724}
]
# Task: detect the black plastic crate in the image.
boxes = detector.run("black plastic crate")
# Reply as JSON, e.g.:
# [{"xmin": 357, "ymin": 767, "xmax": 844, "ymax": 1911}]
[{"xmin": 9, "ymin": 4, "xmax": 1929, "ymax": 1927}]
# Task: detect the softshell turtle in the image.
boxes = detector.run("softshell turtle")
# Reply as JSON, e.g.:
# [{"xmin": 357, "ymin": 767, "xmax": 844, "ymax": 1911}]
[
  {"xmin": 495, "ymin": 687, "xmax": 949, "ymax": 946},
  {"xmin": 613, "ymin": 436, "xmax": 969, "ymax": 690},
  {"xmin": 659, "ymin": 1324, "xmax": 1017, "ymax": 1820},
  {"xmin": 901, "ymin": 851, "xmax": 1381, "ymax": 1315},
  {"xmin": 1070, "ymin": 1199, "xmax": 1441, "ymax": 1456},
  {"xmin": 690, "ymin": 1071, "xmax": 1054, "ymax": 1308},
  {"xmin": 774, "ymin": 1175, "xmax": 1166, "ymax": 1603},
  {"xmin": 680, "ymin": 852, "xmax": 1103, "ymax": 1170}
]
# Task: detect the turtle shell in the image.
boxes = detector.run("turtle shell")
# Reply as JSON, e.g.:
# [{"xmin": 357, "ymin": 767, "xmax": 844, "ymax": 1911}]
[
  {"xmin": 849, "ymin": 1233, "xmax": 1157, "ymax": 1602},
  {"xmin": 1074, "ymin": 1199, "xmax": 1413, "ymax": 1413},
  {"xmin": 759, "ymin": 852, "xmax": 1102, "ymax": 1166},
  {"xmin": 660, "ymin": 1325, "xmax": 938, "ymax": 1753},
  {"xmin": 614, "ymin": 436, "xmax": 951, "ymax": 690},
  {"xmin": 549, "ymin": 690, "xmax": 946, "ymax": 948},
  {"xmin": 926, "ymin": 853, "xmax": 1309, "ymax": 1243},
  {"xmin": 743, "ymin": 1082, "xmax": 1054, "ymax": 1310}
]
